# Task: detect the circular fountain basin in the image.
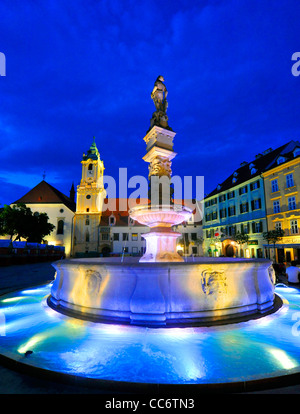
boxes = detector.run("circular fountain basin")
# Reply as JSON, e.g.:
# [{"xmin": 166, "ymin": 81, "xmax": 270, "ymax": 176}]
[{"xmin": 48, "ymin": 257, "xmax": 276, "ymax": 326}]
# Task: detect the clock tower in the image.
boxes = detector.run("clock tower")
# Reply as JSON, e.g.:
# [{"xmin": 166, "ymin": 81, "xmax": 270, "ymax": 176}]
[{"xmin": 73, "ymin": 138, "xmax": 106, "ymax": 256}]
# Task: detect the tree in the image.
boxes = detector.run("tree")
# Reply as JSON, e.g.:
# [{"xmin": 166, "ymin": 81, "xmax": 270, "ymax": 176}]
[
  {"xmin": 263, "ymin": 229, "xmax": 285, "ymax": 261},
  {"xmin": 0, "ymin": 203, "xmax": 32, "ymax": 241},
  {"xmin": 233, "ymin": 231, "xmax": 249, "ymax": 257},
  {"xmin": 27, "ymin": 212, "xmax": 55, "ymax": 243},
  {"xmin": 0, "ymin": 203, "xmax": 55, "ymax": 243}
]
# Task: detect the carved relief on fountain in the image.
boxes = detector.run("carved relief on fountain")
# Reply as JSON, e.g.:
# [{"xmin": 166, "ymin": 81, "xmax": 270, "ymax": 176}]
[
  {"xmin": 200, "ymin": 269, "xmax": 227, "ymax": 296},
  {"xmin": 84, "ymin": 269, "xmax": 102, "ymax": 297},
  {"xmin": 268, "ymin": 266, "xmax": 276, "ymax": 285}
]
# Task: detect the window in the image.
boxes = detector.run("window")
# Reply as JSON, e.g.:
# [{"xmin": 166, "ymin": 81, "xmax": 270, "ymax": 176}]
[
  {"xmin": 275, "ymin": 222, "xmax": 282, "ymax": 231},
  {"xmin": 86, "ymin": 194, "xmax": 91, "ymax": 199},
  {"xmin": 291, "ymin": 220, "xmax": 298, "ymax": 234},
  {"xmin": 102, "ymin": 233, "xmax": 109, "ymax": 241},
  {"xmin": 271, "ymin": 179, "xmax": 279, "ymax": 192},
  {"xmin": 293, "ymin": 147, "xmax": 300, "ymax": 157},
  {"xmin": 132, "ymin": 233, "xmax": 138, "ymax": 241},
  {"xmin": 250, "ymin": 181, "xmax": 260, "ymax": 190},
  {"xmin": 251, "ymin": 199, "xmax": 261, "ymax": 210},
  {"xmin": 219, "ymin": 194, "xmax": 226, "ymax": 202},
  {"xmin": 286, "ymin": 174, "xmax": 294, "ymax": 188},
  {"xmin": 239, "ymin": 186, "xmax": 248, "ymax": 195},
  {"xmin": 113, "ymin": 233, "xmax": 119, "ymax": 241},
  {"xmin": 288, "ymin": 196, "xmax": 296, "ymax": 210},
  {"xmin": 205, "ymin": 213, "xmax": 211, "ymax": 222},
  {"xmin": 132, "ymin": 247, "xmax": 138, "ymax": 254},
  {"xmin": 242, "ymin": 223, "xmax": 249, "ymax": 234},
  {"xmin": 277, "ymin": 156, "xmax": 286, "ymax": 165},
  {"xmin": 85, "ymin": 218, "xmax": 89, "ymax": 225},
  {"xmin": 240, "ymin": 202, "xmax": 249, "ymax": 213},
  {"xmin": 192, "ymin": 246, "xmax": 198, "ymax": 254},
  {"xmin": 273, "ymin": 200, "xmax": 280, "ymax": 213},
  {"xmin": 88, "ymin": 163, "xmax": 93, "ymax": 170},
  {"xmin": 219, "ymin": 208, "xmax": 227, "ymax": 219},
  {"xmin": 228, "ymin": 225, "xmax": 236, "ymax": 236},
  {"xmin": 122, "ymin": 233, "xmax": 128, "ymax": 241},
  {"xmin": 212, "ymin": 211, "xmax": 218, "ymax": 220},
  {"xmin": 254, "ymin": 221, "xmax": 263, "ymax": 233},
  {"xmin": 86, "ymin": 208, "xmax": 89, "ymax": 212},
  {"xmin": 191, "ymin": 233, "xmax": 197, "ymax": 241},
  {"xmin": 57, "ymin": 220, "xmax": 64, "ymax": 235},
  {"xmin": 211, "ymin": 198, "xmax": 217, "ymax": 205},
  {"xmin": 228, "ymin": 205, "xmax": 236, "ymax": 217},
  {"xmin": 85, "ymin": 232, "xmax": 89, "ymax": 242},
  {"xmin": 109, "ymin": 216, "xmax": 115, "ymax": 225},
  {"xmin": 227, "ymin": 191, "xmax": 235, "ymax": 199}
]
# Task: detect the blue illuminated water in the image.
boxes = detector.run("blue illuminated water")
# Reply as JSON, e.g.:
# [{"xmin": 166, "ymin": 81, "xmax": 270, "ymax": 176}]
[{"xmin": 0, "ymin": 283, "xmax": 300, "ymax": 385}]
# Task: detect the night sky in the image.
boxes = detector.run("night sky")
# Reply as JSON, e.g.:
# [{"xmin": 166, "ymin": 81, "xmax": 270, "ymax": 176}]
[{"xmin": 1, "ymin": 0, "xmax": 300, "ymax": 207}]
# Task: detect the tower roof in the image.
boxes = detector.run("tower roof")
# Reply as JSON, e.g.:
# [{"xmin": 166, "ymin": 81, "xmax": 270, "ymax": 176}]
[
  {"xmin": 13, "ymin": 180, "xmax": 76, "ymax": 212},
  {"xmin": 82, "ymin": 137, "xmax": 100, "ymax": 161}
]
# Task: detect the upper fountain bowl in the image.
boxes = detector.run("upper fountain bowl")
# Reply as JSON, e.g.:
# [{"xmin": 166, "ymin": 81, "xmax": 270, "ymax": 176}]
[{"xmin": 129, "ymin": 204, "xmax": 193, "ymax": 228}]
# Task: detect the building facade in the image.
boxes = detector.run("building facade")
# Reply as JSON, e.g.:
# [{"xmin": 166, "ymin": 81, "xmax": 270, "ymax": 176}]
[
  {"xmin": 203, "ymin": 175, "xmax": 267, "ymax": 258},
  {"xmin": 262, "ymin": 143, "xmax": 300, "ymax": 262},
  {"xmin": 10, "ymin": 180, "xmax": 76, "ymax": 257},
  {"xmin": 203, "ymin": 141, "xmax": 300, "ymax": 259}
]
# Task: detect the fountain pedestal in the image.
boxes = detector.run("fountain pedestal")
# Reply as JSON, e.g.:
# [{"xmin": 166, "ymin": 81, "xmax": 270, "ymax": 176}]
[{"xmin": 129, "ymin": 204, "xmax": 192, "ymax": 262}]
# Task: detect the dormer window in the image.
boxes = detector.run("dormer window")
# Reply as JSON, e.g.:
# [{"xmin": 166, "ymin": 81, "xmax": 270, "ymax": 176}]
[
  {"xmin": 251, "ymin": 167, "xmax": 257, "ymax": 174},
  {"xmin": 232, "ymin": 177, "xmax": 237, "ymax": 184},
  {"xmin": 277, "ymin": 156, "xmax": 286, "ymax": 165},
  {"xmin": 109, "ymin": 215, "xmax": 116, "ymax": 226},
  {"xmin": 249, "ymin": 163, "xmax": 255, "ymax": 169},
  {"xmin": 293, "ymin": 147, "xmax": 300, "ymax": 157},
  {"xmin": 233, "ymin": 172, "xmax": 238, "ymax": 178}
]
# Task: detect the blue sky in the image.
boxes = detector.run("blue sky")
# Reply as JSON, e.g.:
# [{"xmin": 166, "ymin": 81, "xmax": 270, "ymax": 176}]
[{"xmin": 0, "ymin": 0, "xmax": 300, "ymax": 206}]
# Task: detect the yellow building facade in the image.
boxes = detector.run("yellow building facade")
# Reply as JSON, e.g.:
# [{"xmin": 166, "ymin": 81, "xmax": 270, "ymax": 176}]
[{"xmin": 262, "ymin": 151, "xmax": 300, "ymax": 263}]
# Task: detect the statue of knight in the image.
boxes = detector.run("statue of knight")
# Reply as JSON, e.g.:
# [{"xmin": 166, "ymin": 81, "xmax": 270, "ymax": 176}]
[{"xmin": 150, "ymin": 76, "xmax": 172, "ymax": 130}]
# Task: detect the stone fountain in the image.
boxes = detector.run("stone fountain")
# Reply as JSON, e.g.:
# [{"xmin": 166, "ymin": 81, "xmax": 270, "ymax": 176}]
[{"xmin": 48, "ymin": 76, "xmax": 276, "ymax": 327}]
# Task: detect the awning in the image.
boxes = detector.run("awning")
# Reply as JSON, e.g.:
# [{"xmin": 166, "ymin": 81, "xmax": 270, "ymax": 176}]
[{"xmin": 263, "ymin": 244, "xmax": 300, "ymax": 249}]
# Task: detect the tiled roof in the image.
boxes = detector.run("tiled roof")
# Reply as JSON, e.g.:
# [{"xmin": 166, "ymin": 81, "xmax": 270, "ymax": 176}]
[
  {"xmin": 100, "ymin": 198, "xmax": 149, "ymax": 227},
  {"xmin": 206, "ymin": 140, "xmax": 300, "ymax": 198},
  {"xmin": 13, "ymin": 180, "xmax": 76, "ymax": 212}
]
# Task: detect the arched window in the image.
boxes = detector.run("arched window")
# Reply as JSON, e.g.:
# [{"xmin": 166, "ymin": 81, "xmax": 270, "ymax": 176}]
[
  {"xmin": 57, "ymin": 220, "xmax": 64, "ymax": 235},
  {"xmin": 88, "ymin": 163, "xmax": 93, "ymax": 171},
  {"xmin": 85, "ymin": 218, "xmax": 89, "ymax": 225},
  {"xmin": 86, "ymin": 231, "xmax": 90, "ymax": 242}
]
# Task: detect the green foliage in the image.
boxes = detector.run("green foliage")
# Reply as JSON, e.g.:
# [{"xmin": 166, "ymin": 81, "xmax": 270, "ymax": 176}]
[
  {"xmin": 0, "ymin": 203, "xmax": 55, "ymax": 243},
  {"xmin": 263, "ymin": 229, "xmax": 285, "ymax": 245},
  {"xmin": 233, "ymin": 231, "xmax": 249, "ymax": 245}
]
